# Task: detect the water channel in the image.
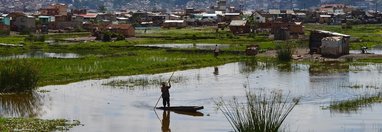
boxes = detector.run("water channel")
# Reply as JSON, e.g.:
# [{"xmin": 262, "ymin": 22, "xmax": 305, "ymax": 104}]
[{"xmin": 1, "ymin": 62, "xmax": 382, "ymax": 132}]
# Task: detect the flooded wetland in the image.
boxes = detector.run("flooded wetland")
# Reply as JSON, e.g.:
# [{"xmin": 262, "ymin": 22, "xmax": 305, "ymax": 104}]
[
  {"xmin": 1, "ymin": 61, "xmax": 382, "ymax": 132},
  {"xmin": 2, "ymin": 24, "xmax": 382, "ymax": 131}
]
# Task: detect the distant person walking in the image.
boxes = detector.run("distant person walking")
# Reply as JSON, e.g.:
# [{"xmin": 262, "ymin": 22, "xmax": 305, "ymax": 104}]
[
  {"xmin": 161, "ymin": 82, "xmax": 171, "ymax": 107},
  {"xmin": 214, "ymin": 44, "xmax": 220, "ymax": 57}
]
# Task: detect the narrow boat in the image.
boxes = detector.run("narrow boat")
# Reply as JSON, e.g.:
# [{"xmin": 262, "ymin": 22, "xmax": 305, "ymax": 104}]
[{"xmin": 156, "ymin": 106, "xmax": 204, "ymax": 112}]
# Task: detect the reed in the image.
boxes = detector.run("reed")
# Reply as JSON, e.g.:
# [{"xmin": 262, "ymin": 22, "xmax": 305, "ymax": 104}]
[
  {"xmin": 0, "ymin": 59, "xmax": 40, "ymax": 93},
  {"xmin": 217, "ymin": 91, "xmax": 300, "ymax": 132},
  {"xmin": 328, "ymin": 93, "xmax": 382, "ymax": 113}
]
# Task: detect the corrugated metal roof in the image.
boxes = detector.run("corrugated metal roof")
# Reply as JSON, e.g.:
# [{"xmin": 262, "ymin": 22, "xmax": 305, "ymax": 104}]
[
  {"xmin": 38, "ymin": 16, "xmax": 51, "ymax": 18},
  {"xmin": 320, "ymin": 15, "xmax": 332, "ymax": 18},
  {"xmin": 164, "ymin": 20, "xmax": 184, "ymax": 23},
  {"xmin": 225, "ymin": 13, "xmax": 240, "ymax": 16},
  {"xmin": 269, "ymin": 9, "xmax": 281, "ymax": 15},
  {"xmin": 322, "ymin": 36, "xmax": 342, "ymax": 41},
  {"xmin": 296, "ymin": 13, "xmax": 306, "ymax": 16},
  {"xmin": 230, "ymin": 20, "xmax": 247, "ymax": 26},
  {"xmin": 286, "ymin": 10, "xmax": 294, "ymax": 14},
  {"xmin": 202, "ymin": 14, "xmax": 217, "ymax": 17},
  {"xmin": 315, "ymin": 30, "xmax": 350, "ymax": 37}
]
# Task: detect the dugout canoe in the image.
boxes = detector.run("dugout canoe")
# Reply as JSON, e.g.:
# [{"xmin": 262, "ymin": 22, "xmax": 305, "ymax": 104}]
[{"xmin": 156, "ymin": 106, "xmax": 203, "ymax": 112}]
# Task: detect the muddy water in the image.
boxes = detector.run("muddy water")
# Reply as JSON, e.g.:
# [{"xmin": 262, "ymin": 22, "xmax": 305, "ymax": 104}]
[{"xmin": 1, "ymin": 62, "xmax": 382, "ymax": 131}]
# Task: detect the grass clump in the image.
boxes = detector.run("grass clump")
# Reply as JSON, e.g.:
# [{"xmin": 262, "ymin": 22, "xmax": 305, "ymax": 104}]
[
  {"xmin": 276, "ymin": 42, "xmax": 294, "ymax": 62},
  {"xmin": 0, "ymin": 118, "xmax": 80, "ymax": 131},
  {"xmin": 216, "ymin": 91, "xmax": 300, "ymax": 132},
  {"xmin": 0, "ymin": 59, "xmax": 40, "ymax": 93},
  {"xmin": 328, "ymin": 93, "xmax": 382, "ymax": 113}
]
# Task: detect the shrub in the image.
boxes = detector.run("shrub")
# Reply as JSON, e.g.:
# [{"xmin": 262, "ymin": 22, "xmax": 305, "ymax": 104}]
[
  {"xmin": 0, "ymin": 59, "xmax": 40, "ymax": 93},
  {"xmin": 102, "ymin": 31, "xmax": 112, "ymax": 42},
  {"xmin": 216, "ymin": 91, "xmax": 300, "ymax": 132}
]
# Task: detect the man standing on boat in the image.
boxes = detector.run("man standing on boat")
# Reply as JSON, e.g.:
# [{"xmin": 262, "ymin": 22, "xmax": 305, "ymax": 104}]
[{"xmin": 161, "ymin": 81, "xmax": 171, "ymax": 107}]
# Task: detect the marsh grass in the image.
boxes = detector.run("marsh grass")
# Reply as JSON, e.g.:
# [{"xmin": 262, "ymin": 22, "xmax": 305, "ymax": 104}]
[
  {"xmin": 216, "ymin": 91, "xmax": 300, "ymax": 132},
  {"xmin": 276, "ymin": 42, "xmax": 294, "ymax": 62},
  {"xmin": 0, "ymin": 59, "xmax": 40, "ymax": 93},
  {"xmin": 102, "ymin": 76, "xmax": 187, "ymax": 88},
  {"xmin": 13, "ymin": 49, "xmax": 246, "ymax": 86},
  {"xmin": 0, "ymin": 118, "xmax": 80, "ymax": 131},
  {"xmin": 328, "ymin": 93, "xmax": 382, "ymax": 113}
]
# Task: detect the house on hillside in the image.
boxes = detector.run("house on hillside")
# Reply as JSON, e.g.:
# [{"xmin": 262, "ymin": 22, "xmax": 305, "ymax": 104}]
[
  {"xmin": 12, "ymin": 15, "xmax": 36, "ymax": 33},
  {"xmin": 224, "ymin": 13, "xmax": 241, "ymax": 23},
  {"xmin": 229, "ymin": 20, "xmax": 250, "ymax": 35},
  {"xmin": 96, "ymin": 13, "xmax": 117, "ymax": 24},
  {"xmin": 39, "ymin": 3, "xmax": 68, "ymax": 16},
  {"xmin": 50, "ymin": 15, "xmax": 81, "ymax": 31},
  {"xmin": 162, "ymin": 20, "xmax": 187, "ymax": 28},
  {"xmin": 319, "ymin": 15, "xmax": 332, "ymax": 24},
  {"xmin": 105, "ymin": 24, "xmax": 135, "ymax": 37},
  {"xmin": 0, "ymin": 23, "xmax": 10, "ymax": 35}
]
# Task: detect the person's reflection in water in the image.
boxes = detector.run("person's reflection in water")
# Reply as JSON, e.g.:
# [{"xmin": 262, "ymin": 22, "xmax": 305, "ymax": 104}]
[
  {"xmin": 213, "ymin": 67, "xmax": 219, "ymax": 76},
  {"xmin": 162, "ymin": 110, "xmax": 171, "ymax": 132}
]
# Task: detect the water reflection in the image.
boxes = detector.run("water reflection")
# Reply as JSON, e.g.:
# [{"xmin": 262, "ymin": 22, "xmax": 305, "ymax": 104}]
[
  {"xmin": 213, "ymin": 67, "xmax": 219, "ymax": 76},
  {"xmin": 162, "ymin": 111, "xmax": 171, "ymax": 132},
  {"xmin": 0, "ymin": 50, "xmax": 80, "ymax": 59},
  {"xmin": 136, "ymin": 44, "xmax": 230, "ymax": 50},
  {"xmin": 12, "ymin": 62, "xmax": 382, "ymax": 131},
  {"xmin": 0, "ymin": 92, "xmax": 45, "ymax": 117}
]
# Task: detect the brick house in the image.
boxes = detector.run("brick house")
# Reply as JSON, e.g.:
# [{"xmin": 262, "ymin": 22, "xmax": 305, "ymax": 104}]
[{"xmin": 105, "ymin": 24, "xmax": 135, "ymax": 37}]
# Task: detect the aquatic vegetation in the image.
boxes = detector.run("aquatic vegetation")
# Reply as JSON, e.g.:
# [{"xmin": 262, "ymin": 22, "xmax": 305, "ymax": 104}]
[
  {"xmin": 0, "ymin": 118, "xmax": 80, "ymax": 131},
  {"xmin": 216, "ymin": 91, "xmax": 300, "ymax": 132},
  {"xmin": 0, "ymin": 59, "xmax": 40, "ymax": 93},
  {"xmin": 0, "ymin": 92, "xmax": 44, "ymax": 117},
  {"xmin": 103, "ymin": 76, "xmax": 187, "ymax": 88},
  {"xmin": 276, "ymin": 42, "xmax": 294, "ymax": 62},
  {"xmin": 327, "ymin": 93, "xmax": 382, "ymax": 113}
]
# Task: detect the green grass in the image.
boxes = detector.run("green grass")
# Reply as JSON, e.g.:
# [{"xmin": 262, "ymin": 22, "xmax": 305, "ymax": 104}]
[
  {"xmin": 327, "ymin": 93, "xmax": 382, "ymax": 113},
  {"xmin": 0, "ymin": 49, "xmax": 249, "ymax": 86},
  {"xmin": 0, "ymin": 32, "xmax": 90, "ymax": 45},
  {"xmin": 0, "ymin": 59, "xmax": 40, "ymax": 93},
  {"xmin": 0, "ymin": 36, "xmax": 25, "ymax": 44},
  {"xmin": 216, "ymin": 91, "xmax": 300, "ymax": 132},
  {"xmin": 357, "ymin": 58, "xmax": 382, "ymax": 63},
  {"xmin": 0, "ymin": 118, "xmax": 80, "ymax": 131},
  {"xmin": 305, "ymin": 24, "xmax": 382, "ymax": 50}
]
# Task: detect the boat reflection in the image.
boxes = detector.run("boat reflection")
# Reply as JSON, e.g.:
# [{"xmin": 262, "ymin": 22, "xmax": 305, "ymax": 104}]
[
  {"xmin": 160, "ymin": 110, "xmax": 204, "ymax": 132},
  {"xmin": 162, "ymin": 110, "xmax": 171, "ymax": 132},
  {"xmin": 173, "ymin": 111, "xmax": 204, "ymax": 117}
]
